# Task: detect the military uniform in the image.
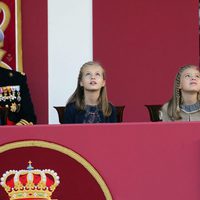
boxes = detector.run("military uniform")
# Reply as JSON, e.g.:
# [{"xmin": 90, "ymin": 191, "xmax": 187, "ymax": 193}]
[{"xmin": 0, "ymin": 67, "xmax": 36, "ymax": 125}]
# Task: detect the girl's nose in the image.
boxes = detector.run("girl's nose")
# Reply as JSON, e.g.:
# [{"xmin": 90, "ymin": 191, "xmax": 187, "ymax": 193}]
[
  {"xmin": 191, "ymin": 76, "xmax": 196, "ymax": 80},
  {"xmin": 91, "ymin": 74, "xmax": 95, "ymax": 79}
]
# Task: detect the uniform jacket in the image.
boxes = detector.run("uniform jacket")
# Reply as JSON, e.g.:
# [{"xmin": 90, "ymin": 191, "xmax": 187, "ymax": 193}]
[{"xmin": 0, "ymin": 67, "xmax": 36, "ymax": 124}]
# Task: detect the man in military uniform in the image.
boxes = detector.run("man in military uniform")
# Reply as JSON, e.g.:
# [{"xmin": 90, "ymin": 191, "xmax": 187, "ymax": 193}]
[{"xmin": 0, "ymin": 30, "xmax": 36, "ymax": 125}]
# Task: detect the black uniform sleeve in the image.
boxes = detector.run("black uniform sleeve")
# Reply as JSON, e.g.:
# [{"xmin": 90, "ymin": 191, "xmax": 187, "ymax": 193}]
[{"xmin": 17, "ymin": 74, "xmax": 36, "ymax": 124}]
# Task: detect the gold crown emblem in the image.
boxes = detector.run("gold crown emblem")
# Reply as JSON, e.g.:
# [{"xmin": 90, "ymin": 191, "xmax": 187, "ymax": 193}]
[{"xmin": 0, "ymin": 161, "xmax": 60, "ymax": 200}]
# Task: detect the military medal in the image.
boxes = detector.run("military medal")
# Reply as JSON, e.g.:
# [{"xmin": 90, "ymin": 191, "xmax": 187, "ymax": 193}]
[
  {"xmin": 2, "ymin": 87, "xmax": 7, "ymax": 101},
  {"xmin": 7, "ymin": 86, "xmax": 12, "ymax": 101},
  {"xmin": 11, "ymin": 86, "xmax": 17, "ymax": 100},
  {"xmin": 15, "ymin": 85, "xmax": 21, "ymax": 102}
]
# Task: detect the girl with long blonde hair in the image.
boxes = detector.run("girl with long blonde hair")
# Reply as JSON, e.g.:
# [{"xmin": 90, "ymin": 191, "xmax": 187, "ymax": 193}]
[
  {"xmin": 160, "ymin": 65, "xmax": 200, "ymax": 121},
  {"xmin": 64, "ymin": 61, "xmax": 117, "ymax": 123}
]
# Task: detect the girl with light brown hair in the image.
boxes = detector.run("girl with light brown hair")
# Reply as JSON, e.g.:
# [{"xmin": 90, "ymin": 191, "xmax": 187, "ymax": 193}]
[{"xmin": 64, "ymin": 61, "xmax": 117, "ymax": 123}]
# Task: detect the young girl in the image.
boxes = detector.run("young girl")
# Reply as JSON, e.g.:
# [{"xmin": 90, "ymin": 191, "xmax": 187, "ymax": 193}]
[
  {"xmin": 63, "ymin": 61, "xmax": 117, "ymax": 123},
  {"xmin": 160, "ymin": 65, "xmax": 200, "ymax": 121}
]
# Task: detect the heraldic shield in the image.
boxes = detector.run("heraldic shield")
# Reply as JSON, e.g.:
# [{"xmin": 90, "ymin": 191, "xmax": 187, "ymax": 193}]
[{"xmin": 0, "ymin": 141, "xmax": 112, "ymax": 200}]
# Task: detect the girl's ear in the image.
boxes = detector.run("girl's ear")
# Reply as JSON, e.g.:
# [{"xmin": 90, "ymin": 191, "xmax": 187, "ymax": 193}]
[
  {"xmin": 102, "ymin": 80, "xmax": 105, "ymax": 87},
  {"xmin": 80, "ymin": 81, "xmax": 83, "ymax": 87}
]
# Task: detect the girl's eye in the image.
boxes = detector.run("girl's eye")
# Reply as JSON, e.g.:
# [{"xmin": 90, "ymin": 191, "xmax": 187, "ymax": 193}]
[
  {"xmin": 185, "ymin": 74, "xmax": 190, "ymax": 78},
  {"xmin": 96, "ymin": 73, "xmax": 101, "ymax": 76},
  {"xmin": 195, "ymin": 74, "xmax": 200, "ymax": 78},
  {"xmin": 85, "ymin": 72, "xmax": 91, "ymax": 76}
]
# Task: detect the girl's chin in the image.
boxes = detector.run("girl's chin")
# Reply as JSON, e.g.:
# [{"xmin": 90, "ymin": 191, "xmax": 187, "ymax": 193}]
[
  {"xmin": 184, "ymin": 90, "xmax": 200, "ymax": 93},
  {"xmin": 85, "ymin": 88, "xmax": 101, "ymax": 92}
]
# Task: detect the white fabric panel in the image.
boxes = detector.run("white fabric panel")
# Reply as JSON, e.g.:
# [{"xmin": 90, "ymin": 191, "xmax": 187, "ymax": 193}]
[{"xmin": 48, "ymin": 0, "xmax": 93, "ymax": 124}]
